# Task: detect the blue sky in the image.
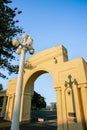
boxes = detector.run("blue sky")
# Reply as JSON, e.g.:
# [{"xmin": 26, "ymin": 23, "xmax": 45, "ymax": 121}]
[{"xmin": 1, "ymin": 0, "xmax": 87, "ymax": 105}]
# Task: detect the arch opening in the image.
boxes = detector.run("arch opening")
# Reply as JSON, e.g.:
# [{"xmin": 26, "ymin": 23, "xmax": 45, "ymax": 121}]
[
  {"xmin": 24, "ymin": 70, "xmax": 56, "ymax": 106},
  {"xmin": 34, "ymin": 73, "xmax": 56, "ymax": 106},
  {"xmin": 22, "ymin": 70, "xmax": 57, "ymax": 124}
]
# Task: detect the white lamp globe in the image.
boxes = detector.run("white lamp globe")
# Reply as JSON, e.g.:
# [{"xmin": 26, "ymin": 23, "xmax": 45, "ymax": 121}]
[
  {"xmin": 16, "ymin": 48, "xmax": 21, "ymax": 55},
  {"xmin": 29, "ymin": 48, "xmax": 34, "ymax": 55},
  {"xmin": 26, "ymin": 36, "xmax": 33, "ymax": 46},
  {"xmin": 12, "ymin": 38, "xmax": 20, "ymax": 47},
  {"xmin": 22, "ymin": 34, "xmax": 28, "ymax": 42}
]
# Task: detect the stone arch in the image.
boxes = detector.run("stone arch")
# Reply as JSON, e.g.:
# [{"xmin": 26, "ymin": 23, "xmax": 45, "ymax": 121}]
[
  {"xmin": 19, "ymin": 45, "xmax": 68, "ymax": 123},
  {"xmin": 24, "ymin": 70, "xmax": 54, "ymax": 93},
  {"xmin": 20, "ymin": 69, "xmax": 55, "ymax": 121},
  {"xmin": 5, "ymin": 45, "xmax": 87, "ymax": 130}
]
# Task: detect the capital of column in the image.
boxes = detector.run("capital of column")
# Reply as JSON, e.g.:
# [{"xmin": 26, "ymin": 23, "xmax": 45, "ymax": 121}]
[
  {"xmin": 78, "ymin": 83, "xmax": 87, "ymax": 88},
  {"xmin": 55, "ymin": 86, "xmax": 62, "ymax": 92},
  {"xmin": 22, "ymin": 92, "xmax": 33, "ymax": 97}
]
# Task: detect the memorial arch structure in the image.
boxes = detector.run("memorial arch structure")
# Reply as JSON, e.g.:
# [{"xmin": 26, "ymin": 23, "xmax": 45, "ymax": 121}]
[{"xmin": 1, "ymin": 45, "xmax": 87, "ymax": 130}]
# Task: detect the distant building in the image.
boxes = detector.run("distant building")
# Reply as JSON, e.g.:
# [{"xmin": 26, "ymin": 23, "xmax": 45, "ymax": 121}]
[{"xmin": 50, "ymin": 102, "xmax": 56, "ymax": 111}]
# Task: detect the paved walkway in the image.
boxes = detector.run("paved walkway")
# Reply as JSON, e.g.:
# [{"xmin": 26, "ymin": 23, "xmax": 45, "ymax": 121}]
[
  {"xmin": 0, "ymin": 110, "xmax": 57, "ymax": 130},
  {"xmin": 0, "ymin": 120, "xmax": 57, "ymax": 130}
]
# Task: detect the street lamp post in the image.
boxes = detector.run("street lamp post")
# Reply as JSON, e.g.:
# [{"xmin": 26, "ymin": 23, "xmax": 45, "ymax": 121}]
[{"xmin": 10, "ymin": 34, "xmax": 34, "ymax": 130}]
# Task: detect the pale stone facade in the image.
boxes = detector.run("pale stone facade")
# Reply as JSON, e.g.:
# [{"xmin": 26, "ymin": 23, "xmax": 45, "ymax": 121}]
[{"xmin": 0, "ymin": 45, "xmax": 87, "ymax": 130}]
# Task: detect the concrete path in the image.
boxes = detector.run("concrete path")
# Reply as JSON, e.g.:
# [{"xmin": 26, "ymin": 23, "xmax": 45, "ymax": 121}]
[
  {"xmin": 0, "ymin": 110, "xmax": 57, "ymax": 130},
  {"xmin": 0, "ymin": 121, "xmax": 57, "ymax": 130}
]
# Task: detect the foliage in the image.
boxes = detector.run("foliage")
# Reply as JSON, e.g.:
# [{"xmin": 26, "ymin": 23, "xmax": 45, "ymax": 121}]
[
  {"xmin": 0, "ymin": 84, "xmax": 3, "ymax": 90},
  {"xmin": 0, "ymin": 0, "xmax": 23, "ymax": 79},
  {"xmin": 0, "ymin": 97, "xmax": 4, "ymax": 108},
  {"xmin": 31, "ymin": 91, "xmax": 46, "ymax": 110}
]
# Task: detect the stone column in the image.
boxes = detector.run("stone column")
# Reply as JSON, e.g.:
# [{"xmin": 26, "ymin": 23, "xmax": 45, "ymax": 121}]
[
  {"xmin": 20, "ymin": 92, "xmax": 32, "ymax": 122},
  {"xmin": 5, "ymin": 95, "xmax": 10, "ymax": 120},
  {"xmin": 73, "ymin": 84, "xmax": 85, "ymax": 130},
  {"xmin": 1, "ymin": 96, "xmax": 7, "ymax": 117},
  {"xmin": 56, "ymin": 87, "xmax": 63, "ymax": 130},
  {"xmin": 11, "ymin": 94, "xmax": 15, "ymax": 120},
  {"xmin": 80, "ymin": 85, "xmax": 87, "ymax": 128},
  {"xmin": 62, "ymin": 88, "xmax": 68, "ymax": 130}
]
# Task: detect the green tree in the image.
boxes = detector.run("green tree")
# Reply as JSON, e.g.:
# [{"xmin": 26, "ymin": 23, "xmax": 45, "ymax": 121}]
[
  {"xmin": 0, "ymin": 0, "xmax": 23, "ymax": 79},
  {"xmin": 0, "ymin": 84, "xmax": 3, "ymax": 90},
  {"xmin": 31, "ymin": 91, "xmax": 46, "ymax": 110}
]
